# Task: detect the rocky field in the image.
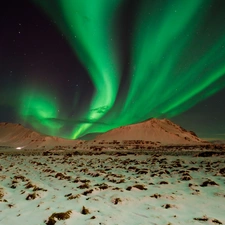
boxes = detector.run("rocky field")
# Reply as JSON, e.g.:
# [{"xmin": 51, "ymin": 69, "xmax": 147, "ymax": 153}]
[{"xmin": 0, "ymin": 150, "xmax": 225, "ymax": 225}]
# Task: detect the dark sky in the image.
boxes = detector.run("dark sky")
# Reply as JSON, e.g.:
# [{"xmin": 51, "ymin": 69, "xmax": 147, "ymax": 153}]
[{"xmin": 1, "ymin": 0, "xmax": 225, "ymax": 140}]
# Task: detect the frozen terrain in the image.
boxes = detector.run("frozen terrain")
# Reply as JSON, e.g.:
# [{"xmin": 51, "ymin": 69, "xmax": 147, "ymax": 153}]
[{"xmin": 0, "ymin": 150, "xmax": 225, "ymax": 225}]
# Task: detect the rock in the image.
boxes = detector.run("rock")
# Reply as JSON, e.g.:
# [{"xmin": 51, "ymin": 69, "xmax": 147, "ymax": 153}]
[
  {"xmin": 133, "ymin": 184, "xmax": 147, "ymax": 190},
  {"xmin": 81, "ymin": 206, "xmax": 90, "ymax": 215},
  {"xmin": 200, "ymin": 180, "xmax": 219, "ymax": 187},
  {"xmin": 46, "ymin": 210, "xmax": 72, "ymax": 225}
]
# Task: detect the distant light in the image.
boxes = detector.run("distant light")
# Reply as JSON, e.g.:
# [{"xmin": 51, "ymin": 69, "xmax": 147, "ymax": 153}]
[{"xmin": 16, "ymin": 147, "xmax": 23, "ymax": 150}]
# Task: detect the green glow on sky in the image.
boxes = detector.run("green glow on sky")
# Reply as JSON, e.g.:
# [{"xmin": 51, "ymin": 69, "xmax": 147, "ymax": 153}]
[
  {"xmin": 118, "ymin": 0, "xmax": 225, "ymax": 124},
  {"xmin": 19, "ymin": 89, "xmax": 62, "ymax": 136},
  {"xmin": 123, "ymin": 0, "xmax": 206, "ymax": 120},
  {"xmin": 25, "ymin": 0, "xmax": 225, "ymax": 139},
  {"xmin": 33, "ymin": 0, "xmax": 122, "ymax": 138}
]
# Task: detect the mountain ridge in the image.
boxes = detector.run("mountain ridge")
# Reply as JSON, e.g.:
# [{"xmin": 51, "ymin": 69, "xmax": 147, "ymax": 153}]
[
  {"xmin": 95, "ymin": 118, "xmax": 204, "ymax": 145},
  {"xmin": 0, "ymin": 122, "xmax": 80, "ymax": 149},
  {"xmin": 0, "ymin": 118, "xmax": 207, "ymax": 149}
]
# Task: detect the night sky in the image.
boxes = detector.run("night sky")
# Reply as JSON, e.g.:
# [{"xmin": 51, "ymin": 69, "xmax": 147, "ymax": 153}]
[{"xmin": 1, "ymin": 0, "xmax": 225, "ymax": 141}]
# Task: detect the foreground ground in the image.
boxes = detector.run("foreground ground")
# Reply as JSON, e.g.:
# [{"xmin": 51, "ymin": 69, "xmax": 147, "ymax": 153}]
[{"xmin": 0, "ymin": 150, "xmax": 225, "ymax": 225}]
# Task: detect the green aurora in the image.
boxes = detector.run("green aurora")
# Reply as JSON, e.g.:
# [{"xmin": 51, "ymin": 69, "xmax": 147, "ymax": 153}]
[{"xmin": 19, "ymin": 0, "xmax": 225, "ymax": 139}]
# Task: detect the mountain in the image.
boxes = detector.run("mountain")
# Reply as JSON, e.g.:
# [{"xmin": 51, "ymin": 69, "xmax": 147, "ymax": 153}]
[
  {"xmin": 0, "ymin": 119, "xmax": 206, "ymax": 150},
  {"xmin": 0, "ymin": 122, "xmax": 80, "ymax": 149},
  {"xmin": 95, "ymin": 118, "xmax": 205, "ymax": 145}
]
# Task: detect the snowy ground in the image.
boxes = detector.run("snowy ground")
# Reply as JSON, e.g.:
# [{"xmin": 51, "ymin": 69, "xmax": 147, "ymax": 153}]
[{"xmin": 0, "ymin": 150, "xmax": 225, "ymax": 225}]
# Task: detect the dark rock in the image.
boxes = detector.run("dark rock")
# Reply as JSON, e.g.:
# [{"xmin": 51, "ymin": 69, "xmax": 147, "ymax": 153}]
[
  {"xmin": 159, "ymin": 181, "xmax": 168, "ymax": 185},
  {"xmin": 133, "ymin": 184, "xmax": 147, "ymax": 190},
  {"xmin": 126, "ymin": 186, "xmax": 132, "ymax": 191},
  {"xmin": 193, "ymin": 217, "xmax": 208, "ymax": 221},
  {"xmin": 200, "ymin": 180, "xmax": 219, "ymax": 187},
  {"xmin": 81, "ymin": 206, "xmax": 90, "ymax": 215},
  {"xmin": 46, "ymin": 210, "xmax": 72, "ymax": 225},
  {"xmin": 212, "ymin": 218, "xmax": 223, "ymax": 224}
]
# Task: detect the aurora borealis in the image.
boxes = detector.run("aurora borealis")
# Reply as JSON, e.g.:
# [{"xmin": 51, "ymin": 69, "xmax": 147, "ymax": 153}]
[{"xmin": 1, "ymin": 0, "xmax": 225, "ymax": 140}]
